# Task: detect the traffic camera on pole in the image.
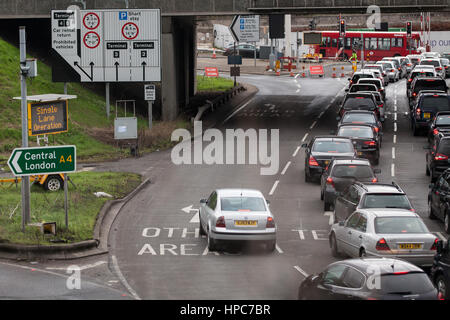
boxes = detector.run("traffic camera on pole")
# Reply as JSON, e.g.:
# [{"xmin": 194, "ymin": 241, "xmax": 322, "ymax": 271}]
[
  {"xmin": 339, "ymin": 19, "xmax": 346, "ymax": 36},
  {"xmin": 406, "ymin": 21, "xmax": 412, "ymax": 38},
  {"xmin": 309, "ymin": 19, "xmax": 316, "ymax": 31}
]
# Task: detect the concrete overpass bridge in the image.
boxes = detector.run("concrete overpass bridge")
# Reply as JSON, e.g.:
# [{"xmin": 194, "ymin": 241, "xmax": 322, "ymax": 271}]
[{"xmin": 0, "ymin": 0, "xmax": 448, "ymax": 120}]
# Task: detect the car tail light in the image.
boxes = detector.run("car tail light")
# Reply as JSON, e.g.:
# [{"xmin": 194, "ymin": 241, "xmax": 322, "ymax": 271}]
[
  {"xmin": 407, "ymin": 63, "xmax": 412, "ymax": 67},
  {"xmin": 435, "ymin": 153, "xmax": 449, "ymax": 161},
  {"xmin": 438, "ymin": 292, "xmax": 445, "ymax": 300},
  {"xmin": 374, "ymin": 127, "xmax": 379, "ymax": 133},
  {"xmin": 416, "ymin": 108, "xmax": 421, "ymax": 116},
  {"xmin": 349, "ymin": 80, "xmax": 353, "ymax": 84},
  {"xmin": 398, "ymin": 67, "xmax": 401, "ymax": 71},
  {"xmin": 408, "ymin": 78, "xmax": 413, "ymax": 82},
  {"xmin": 437, "ymin": 67, "xmax": 442, "ymax": 71},
  {"xmin": 393, "ymin": 271, "xmax": 410, "ymax": 275},
  {"xmin": 378, "ymin": 104, "xmax": 384, "ymax": 109},
  {"xmin": 326, "ymin": 177, "xmax": 334, "ymax": 186},
  {"xmin": 431, "ymin": 238, "xmax": 439, "ymax": 250},
  {"xmin": 412, "ymin": 92, "xmax": 417, "ymax": 97},
  {"xmin": 266, "ymin": 217, "xmax": 275, "ymax": 228},
  {"xmin": 391, "ymin": 69, "xmax": 395, "ymax": 72},
  {"xmin": 433, "ymin": 129, "xmax": 439, "ymax": 135},
  {"xmin": 376, "ymin": 238, "xmax": 390, "ymax": 251},
  {"xmin": 216, "ymin": 216, "xmax": 226, "ymax": 228},
  {"xmin": 309, "ymin": 156, "xmax": 319, "ymax": 167},
  {"xmin": 372, "ymin": 177, "xmax": 378, "ymax": 182},
  {"xmin": 364, "ymin": 141, "xmax": 377, "ymax": 146}
]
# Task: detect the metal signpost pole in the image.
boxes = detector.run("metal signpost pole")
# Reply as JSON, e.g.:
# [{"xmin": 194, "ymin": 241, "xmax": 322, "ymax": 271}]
[
  {"xmin": 64, "ymin": 173, "xmax": 68, "ymax": 228},
  {"xmin": 19, "ymin": 27, "xmax": 31, "ymax": 231},
  {"xmin": 361, "ymin": 33, "xmax": 364, "ymax": 69},
  {"xmin": 106, "ymin": 82, "xmax": 110, "ymax": 118},
  {"xmin": 64, "ymin": 82, "xmax": 68, "ymax": 95},
  {"xmin": 148, "ymin": 101, "xmax": 153, "ymax": 129},
  {"xmin": 254, "ymin": 41, "xmax": 257, "ymax": 67}
]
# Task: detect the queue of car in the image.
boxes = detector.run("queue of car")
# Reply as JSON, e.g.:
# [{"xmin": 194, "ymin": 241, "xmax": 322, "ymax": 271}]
[{"xmin": 297, "ymin": 52, "xmax": 450, "ymax": 300}]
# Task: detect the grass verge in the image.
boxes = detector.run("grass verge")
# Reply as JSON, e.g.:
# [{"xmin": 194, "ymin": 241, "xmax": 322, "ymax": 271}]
[
  {"xmin": 0, "ymin": 171, "xmax": 141, "ymax": 245},
  {"xmin": 197, "ymin": 75, "xmax": 234, "ymax": 92}
]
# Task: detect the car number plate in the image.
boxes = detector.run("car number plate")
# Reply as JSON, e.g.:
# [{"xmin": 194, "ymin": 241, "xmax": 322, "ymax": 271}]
[
  {"xmin": 357, "ymin": 151, "xmax": 364, "ymax": 156},
  {"xmin": 423, "ymin": 113, "xmax": 431, "ymax": 119},
  {"xmin": 235, "ymin": 220, "xmax": 257, "ymax": 226},
  {"xmin": 398, "ymin": 243, "xmax": 422, "ymax": 249}
]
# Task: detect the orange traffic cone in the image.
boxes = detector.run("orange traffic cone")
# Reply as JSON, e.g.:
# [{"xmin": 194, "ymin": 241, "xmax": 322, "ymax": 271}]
[
  {"xmin": 276, "ymin": 69, "xmax": 281, "ymax": 76},
  {"xmin": 290, "ymin": 71, "xmax": 294, "ymax": 77},
  {"xmin": 212, "ymin": 48, "xmax": 216, "ymax": 59}
]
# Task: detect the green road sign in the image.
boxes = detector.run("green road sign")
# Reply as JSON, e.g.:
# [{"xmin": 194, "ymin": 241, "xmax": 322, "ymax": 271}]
[{"xmin": 8, "ymin": 145, "xmax": 76, "ymax": 176}]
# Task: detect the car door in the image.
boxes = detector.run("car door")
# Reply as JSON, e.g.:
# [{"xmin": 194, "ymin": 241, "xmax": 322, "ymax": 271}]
[
  {"xmin": 339, "ymin": 212, "xmax": 361, "ymax": 256},
  {"xmin": 347, "ymin": 213, "xmax": 368, "ymax": 257},
  {"xmin": 200, "ymin": 191, "xmax": 217, "ymax": 232},
  {"xmin": 314, "ymin": 264, "xmax": 349, "ymax": 300},
  {"xmin": 335, "ymin": 187, "xmax": 351, "ymax": 222},
  {"xmin": 430, "ymin": 176, "xmax": 444, "ymax": 219},
  {"xmin": 437, "ymin": 174, "xmax": 450, "ymax": 221}
]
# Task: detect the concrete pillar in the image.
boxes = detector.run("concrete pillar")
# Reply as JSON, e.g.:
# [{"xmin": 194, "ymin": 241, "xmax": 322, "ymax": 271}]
[{"xmin": 161, "ymin": 17, "xmax": 178, "ymax": 121}]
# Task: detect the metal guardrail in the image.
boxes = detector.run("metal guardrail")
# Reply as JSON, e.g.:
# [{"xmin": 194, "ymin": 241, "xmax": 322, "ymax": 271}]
[{"xmin": 193, "ymin": 85, "xmax": 246, "ymax": 122}]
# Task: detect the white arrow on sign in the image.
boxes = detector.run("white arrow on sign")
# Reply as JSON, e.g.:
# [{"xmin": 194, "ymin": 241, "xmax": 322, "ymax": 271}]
[
  {"xmin": 11, "ymin": 151, "xmax": 22, "ymax": 174},
  {"xmin": 181, "ymin": 205, "xmax": 200, "ymax": 223},
  {"xmin": 324, "ymin": 211, "xmax": 334, "ymax": 225},
  {"xmin": 229, "ymin": 15, "xmax": 260, "ymax": 43}
]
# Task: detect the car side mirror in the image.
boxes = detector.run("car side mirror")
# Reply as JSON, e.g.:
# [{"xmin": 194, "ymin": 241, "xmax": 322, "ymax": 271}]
[
  {"xmin": 429, "ymin": 183, "xmax": 435, "ymax": 189},
  {"xmin": 200, "ymin": 199, "xmax": 207, "ymax": 204},
  {"xmin": 345, "ymin": 89, "xmax": 349, "ymax": 92},
  {"xmin": 301, "ymin": 143, "xmax": 308, "ymax": 148},
  {"xmin": 266, "ymin": 200, "xmax": 270, "ymax": 205},
  {"xmin": 336, "ymin": 116, "xmax": 341, "ymax": 121},
  {"xmin": 373, "ymin": 169, "xmax": 381, "ymax": 174},
  {"xmin": 347, "ymin": 78, "xmax": 351, "ymax": 81},
  {"xmin": 338, "ymin": 221, "xmax": 345, "ymax": 227}
]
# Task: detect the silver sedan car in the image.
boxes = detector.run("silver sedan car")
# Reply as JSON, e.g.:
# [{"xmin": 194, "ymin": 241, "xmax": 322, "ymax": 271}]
[
  {"xmin": 199, "ymin": 188, "xmax": 276, "ymax": 252},
  {"xmin": 329, "ymin": 208, "xmax": 438, "ymax": 267}
]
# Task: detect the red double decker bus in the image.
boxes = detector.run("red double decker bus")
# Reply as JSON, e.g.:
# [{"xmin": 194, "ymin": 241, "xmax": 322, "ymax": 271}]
[{"xmin": 312, "ymin": 31, "xmax": 421, "ymax": 61}]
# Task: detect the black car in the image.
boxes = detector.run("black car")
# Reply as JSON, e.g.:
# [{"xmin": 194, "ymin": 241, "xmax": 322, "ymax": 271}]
[
  {"xmin": 406, "ymin": 69, "xmax": 436, "ymax": 94},
  {"xmin": 334, "ymin": 182, "xmax": 414, "ymax": 222},
  {"xmin": 320, "ymin": 158, "xmax": 379, "ymax": 211},
  {"xmin": 409, "ymin": 77, "xmax": 448, "ymax": 108},
  {"xmin": 428, "ymin": 168, "xmax": 450, "ymax": 233},
  {"xmin": 224, "ymin": 43, "xmax": 259, "ymax": 58},
  {"xmin": 428, "ymin": 112, "xmax": 450, "ymax": 143},
  {"xmin": 339, "ymin": 92, "xmax": 379, "ymax": 119},
  {"xmin": 346, "ymin": 83, "xmax": 378, "ymax": 95},
  {"xmin": 426, "ymin": 132, "xmax": 450, "ymax": 182},
  {"xmin": 431, "ymin": 238, "xmax": 450, "ymax": 300},
  {"xmin": 411, "ymin": 92, "xmax": 450, "ymax": 135},
  {"xmin": 336, "ymin": 124, "xmax": 381, "ymax": 165},
  {"xmin": 298, "ymin": 258, "xmax": 438, "ymax": 300},
  {"xmin": 302, "ymin": 136, "xmax": 356, "ymax": 183},
  {"xmin": 337, "ymin": 110, "xmax": 382, "ymax": 138}
]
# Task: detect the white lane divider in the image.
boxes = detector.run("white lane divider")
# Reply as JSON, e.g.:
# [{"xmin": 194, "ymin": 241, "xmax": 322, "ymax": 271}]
[
  {"xmin": 222, "ymin": 97, "xmax": 255, "ymax": 124},
  {"xmin": 391, "ymin": 164, "xmax": 395, "ymax": 177},
  {"xmin": 392, "ymin": 147, "xmax": 396, "ymax": 159},
  {"xmin": 318, "ymin": 111, "xmax": 325, "ymax": 119},
  {"xmin": 295, "ymin": 73, "xmax": 300, "ymax": 79},
  {"xmin": 301, "ymin": 133, "xmax": 309, "ymax": 142},
  {"xmin": 310, "ymin": 121, "xmax": 317, "ymax": 129},
  {"xmin": 281, "ymin": 161, "xmax": 291, "ymax": 175},
  {"xmin": 111, "ymin": 255, "xmax": 141, "ymax": 300},
  {"xmin": 269, "ymin": 180, "xmax": 279, "ymax": 196},
  {"xmin": 393, "ymin": 135, "xmax": 397, "ymax": 144},
  {"xmin": 46, "ymin": 261, "xmax": 107, "ymax": 271},
  {"xmin": 296, "ymin": 89, "xmax": 300, "ymax": 93},
  {"xmin": 394, "ymin": 113, "xmax": 397, "ymax": 121},
  {"xmin": 276, "ymin": 245, "xmax": 284, "ymax": 254},
  {"xmin": 292, "ymin": 146, "xmax": 300, "ymax": 157},
  {"xmin": 294, "ymin": 265, "xmax": 309, "ymax": 278},
  {"xmin": 394, "ymin": 122, "xmax": 397, "ymax": 132}
]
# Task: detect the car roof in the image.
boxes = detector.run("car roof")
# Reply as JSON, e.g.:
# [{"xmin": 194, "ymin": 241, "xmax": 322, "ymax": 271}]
[
  {"xmin": 353, "ymin": 71, "xmax": 375, "ymax": 75},
  {"xmin": 312, "ymin": 135, "xmax": 353, "ymax": 141},
  {"xmin": 216, "ymin": 189, "xmax": 264, "ymax": 198},
  {"xmin": 346, "ymin": 92, "xmax": 374, "ymax": 97},
  {"xmin": 338, "ymin": 123, "xmax": 374, "ymax": 129},
  {"xmin": 331, "ymin": 158, "xmax": 371, "ymax": 166},
  {"xmin": 419, "ymin": 91, "xmax": 448, "ymax": 96},
  {"xmin": 414, "ymin": 77, "xmax": 446, "ymax": 82},
  {"xmin": 357, "ymin": 208, "xmax": 419, "ymax": 218},
  {"xmin": 343, "ymin": 110, "xmax": 376, "ymax": 115},
  {"xmin": 355, "ymin": 182, "xmax": 404, "ymax": 193},
  {"xmin": 358, "ymin": 78, "xmax": 382, "ymax": 82},
  {"xmin": 334, "ymin": 258, "xmax": 424, "ymax": 274}
]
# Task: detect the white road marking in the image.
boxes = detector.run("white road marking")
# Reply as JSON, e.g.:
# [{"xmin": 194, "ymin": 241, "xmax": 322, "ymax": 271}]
[
  {"xmin": 222, "ymin": 97, "xmax": 255, "ymax": 124},
  {"xmin": 301, "ymin": 133, "xmax": 309, "ymax": 142},
  {"xmin": 394, "ymin": 122, "xmax": 397, "ymax": 132},
  {"xmin": 324, "ymin": 211, "xmax": 334, "ymax": 225},
  {"xmin": 394, "ymin": 105, "xmax": 397, "ymax": 112},
  {"xmin": 292, "ymin": 146, "xmax": 301, "ymax": 157},
  {"xmin": 394, "ymin": 113, "xmax": 397, "ymax": 121},
  {"xmin": 111, "ymin": 255, "xmax": 141, "ymax": 300},
  {"xmin": 189, "ymin": 212, "xmax": 200, "ymax": 223},
  {"xmin": 310, "ymin": 121, "xmax": 317, "ymax": 129},
  {"xmin": 318, "ymin": 111, "xmax": 324, "ymax": 118},
  {"xmin": 46, "ymin": 261, "xmax": 107, "ymax": 271},
  {"xmin": 296, "ymin": 89, "xmax": 300, "ymax": 93},
  {"xmin": 392, "ymin": 147, "xmax": 396, "ymax": 159},
  {"xmin": 269, "ymin": 180, "xmax": 279, "ymax": 196},
  {"xmin": 391, "ymin": 164, "xmax": 395, "ymax": 177},
  {"xmin": 297, "ymin": 84, "xmax": 302, "ymax": 88},
  {"xmin": 393, "ymin": 135, "xmax": 397, "ymax": 144},
  {"xmin": 293, "ymin": 265, "xmax": 309, "ymax": 278},
  {"xmin": 295, "ymin": 73, "xmax": 300, "ymax": 79},
  {"xmin": 281, "ymin": 161, "xmax": 291, "ymax": 175},
  {"xmin": 275, "ymin": 245, "xmax": 284, "ymax": 254}
]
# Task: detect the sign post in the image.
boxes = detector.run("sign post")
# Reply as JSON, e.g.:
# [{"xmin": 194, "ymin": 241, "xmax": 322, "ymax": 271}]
[{"xmin": 144, "ymin": 84, "xmax": 155, "ymax": 129}]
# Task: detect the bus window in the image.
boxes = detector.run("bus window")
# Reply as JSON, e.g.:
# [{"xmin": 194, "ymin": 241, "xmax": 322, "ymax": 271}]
[
  {"xmin": 378, "ymin": 38, "xmax": 390, "ymax": 50},
  {"xmin": 326, "ymin": 37, "xmax": 331, "ymax": 47},
  {"xmin": 365, "ymin": 38, "xmax": 370, "ymax": 50},
  {"xmin": 320, "ymin": 37, "xmax": 327, "ymax": 47},
  {"xmin": 331, "ymin": 38, "xmax": 338, "ymax": 48},
  {"xmin": 368, "ymin": 38, "xmax": 377, "ymax": 50},
  {"xmin": 392, "ymin": 38, "xmax": 403, "ymax": 48},
  {"xmin": 345, "ymin": 38, "xmax": 351, "ymax": 50}
]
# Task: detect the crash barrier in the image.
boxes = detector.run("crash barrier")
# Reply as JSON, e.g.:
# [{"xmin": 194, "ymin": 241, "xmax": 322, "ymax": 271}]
[
  {"xmin": 309, "ymin": 65, "xmax": 324, "ymax": 77},
  {"xmin": 193, "ymin": 85, "xmax": 246, "ymax": 122}
]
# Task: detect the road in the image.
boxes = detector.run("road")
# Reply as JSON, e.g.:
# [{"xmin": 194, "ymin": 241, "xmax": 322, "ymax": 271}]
[{"xmin": 106, "ymin": 73, "xmax": 448, "ymax": 299}]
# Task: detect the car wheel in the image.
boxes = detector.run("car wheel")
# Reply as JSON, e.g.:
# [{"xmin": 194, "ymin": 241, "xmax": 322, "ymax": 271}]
[
  {"xmin": 199, "ymin": 220, "xmax": 206, "ymax": 236},
  {"xmin": 373, "ymin": 152, "xmax": 380, "ymax": 165},
  {"xmin": 320, "ymin": 189, "xmax": 324, "ymax": 200},
  {"xmin": 436, "ymin": 275, "xmax": 447, "ymax": 300},
  {"xmin": 330, "ymin": 233, "xmax": 340, "ymax": 257},
  {"xmin": 445, "ymin": 212, "xmax": 450, "ymax": 234},
  {"xmin": 324, "ymin": 201, "xmax": 332, "ymax": 211},
  {"xmin": 359, "ymin": 248, "xmax": 367, "ymax": 258},
  {"xmin": 207, "ymin": 230, "xmax": 216, "ymax": 251},
  {"xmin": 44, "ymin": 175, "xmax": 63, "ymax": 191},
  {"xmin": 428, "ymin": 201, "xmax": 436, "ymax": 220},
  {"xmin": 426, "ymin": 165, "xmax": 430, "ymax": 176},
  {"xmin": 266, "ymin": 240, "xmax": 276, "ymax": 253},
  {"xmin": 431, "ymin": 170, "xmax": 437, "ymax": 183}
]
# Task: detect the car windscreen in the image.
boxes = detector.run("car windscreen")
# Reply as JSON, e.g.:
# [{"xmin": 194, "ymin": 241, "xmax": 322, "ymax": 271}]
[
  {"xmin": 312, "ymin": 140, "xmax": 354, "ymax": 153},
  {"xmin": 358, "ymin": 80, "xmax": 381, "ymax": 89},
  {"xmin": 220, "ymin": 197, "xmax": 266, "ymax": 212},
  {"xmin": 342, "ymin": 113, "xmax": 376, "ymax": 124},
  {"xmin": 411, "ymin": 71, "xmax": 435, "ymax": 79},
  {"xmin": 436, "ymin": 114, "xmax": 450, "ymax": 125},
  {"xmin": 441, "ymin": 59, "xmax": 449, "ymax": 65},
  {"xmin": 350, "ymin": 85, "xmax": 377, "ymax": 92},
  {"xmin": 437, "ymin": 139, "xmax": 450, "ymax": 155},
  {"xmin": 414, "ymin": 80, "xmax": 447, "ymax": 92},
  {"xmin": 420, "ymin": 60, "xmax": 440, "ymax": 67},
  {"xmin": 410, "ymin": 58, "xmax": 420, "ymax": 64},
  {"xmin": 378, "ymin": 63, "xmax": 393, "ymax": 70},
  {"xmin": 343, "ymin": 98, "xmax": 376, "ymax": 109},
  {"xmin": 362, "ymin": 194, "xmax": 412, "ymax": 209},
  {"xmin": 374, "ymin": 216, "xmax": 428, "ymax": 234},
  {"xmin": 377, "ymin": 273, "xmax": 435, "ymax": 295},
  {"xmin": 331, "ymin": 165, "xmax": 373, "ymax": 179},
  {"xmin": 352, "ymin": 74, "xmax": 373, "ymax": 82},
  {"xmin": 337, "ymin": 126, "xmax": 374, "ymax": 138},
  {"xmin": 421, "ymin": 96, "xmax": 450, "ymax": 112}
]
